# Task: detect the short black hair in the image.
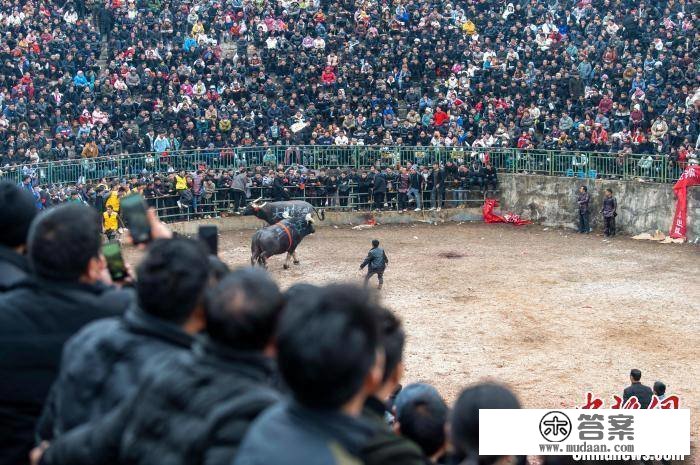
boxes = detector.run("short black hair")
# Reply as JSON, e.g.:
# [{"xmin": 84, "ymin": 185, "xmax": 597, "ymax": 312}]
[
  {"xmin": 208, "ymin": 255, "xmax": 230, "ymax": 283},
  {"xmin": 136, "ymin": 238, "xmax": 211, "ymax": 324},
  {"xmin": 630, "ymin": 369, "xmax": 642, "ymax": 381},
  {"xmin": 276, "ymin": 283, "xmax": 381, "ymax": 409},
  {"xmin": 0, "ymin": 181, "xmax": 38, "ymax": 248},
  {"xmin": 605, "ymin": 188, "xmax": 613, "ymax": 194},
  {"xmin": 372, "ymin": 239, "xmax": 380, "ymax": 247},
  {"xmin": 580, "ymin": 185, "xmax": 588, "ymax": 192},
  {"xmin": 653, "ymin": 381, "xmax": 666, "ymax": 397},
  {"xmin": 451, "ymin": 383, "xmax": 521, "ymax": 465},
  {"xmin": 378, "ymin": 308, "xmax": 404, "ymax": 382},
  {"xmin": 396, "ymin": 386, "xmax": 448, "ymax": 457},
  {"xmin": 205, "ymin": 267, "xmax": 283, "ymax": 350},
  {"xmin": 28, "ymin": 204, "xmax": 102, "ymax": 281}
]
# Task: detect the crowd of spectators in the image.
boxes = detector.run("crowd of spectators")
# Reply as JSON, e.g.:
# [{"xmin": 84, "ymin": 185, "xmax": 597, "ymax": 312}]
[
  {"xmin": 21, "ymin": 160, "xmax": 500, "ymax": 219},
  {"xmin": 1, "ymin": 0, "xmax": 698, "ymax": 175},
  {"xmin": 0, "ymin": 179, "xmax": 678, "ymax": 465},
  {"xmin": 0, "ymin": 180, "xmax": 671, "ymax": 465}
]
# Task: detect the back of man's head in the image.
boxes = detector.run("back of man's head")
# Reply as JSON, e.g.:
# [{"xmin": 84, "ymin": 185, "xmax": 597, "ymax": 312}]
[
  {"xmin": 630, "ymin": 369, "xmax": 642, "ymax": 382},
  {"xmin": 28, "ymin": 204, "xmax": 101, "ymax": 281},
  {"xmin": 372, "ymin": 239, "xmax": 380, "ymax": 247},
  {"xmin": 378, "ymin": 308, "xmax": 404, "ymax": 383},
  {"xmin": 136, "ymin": 238, "xmax": 211, "ymax": 324},
  {"xmin": 276, "ymin": 283, "xmax": 381, "ymax": 409},
  {"xmin": 0, "ymin": 181, "xmax": 38, "ymax": 249},
  {"xmin": 394, "ymin": 383, "xmax": 448, "ymax": 457},
  {"xmin": 451, "ymin": 383, "xmax": 521, "ymax": 465},
  {"xmin": 205, "ymin": 267, "xmax": 283, "ymax": 350}
]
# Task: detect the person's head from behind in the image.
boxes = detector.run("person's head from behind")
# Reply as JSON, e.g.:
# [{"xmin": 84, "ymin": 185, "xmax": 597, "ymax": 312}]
[
  {"xmin": 205, "ymin": 267, "xmax": 284, "ymax": 351},
  {"xmin": 605, "ymin": 188, "xmax": 613, "ymax": 197},
  {"xmin": 393, "ymin": 383, "xmax": 448, "ymax": 460},
  {"xmin": 136, "ymin": 238, "xmax": 211, "ymax": 331},
  {"xmin": 0, "ymin": 181, "xmax": 38, "ymax": 252},
  {"xmin": 451, "ymin": 382, "xmax": 521, "ymax": 465},
  {"xmin": 276, "ymin": 283, "xmax": 383, "ymax": 413},
  {"xmin": 630, "ymin": 368, "xmax": 642, "ymax": 383},
  {"xmin": 374, "ymin": 308, "xmax": 405, "ymax": 400},
  {"xmin": 653, "ymin": 381, "xmax": 666, "ymax": 397},
  {"xmin": 372, "ymin": 239, "xmax": 380, "ymax": 248},
  {"xmin": 28, "ymin": 204, "xmax": 103, "ymax": 282}
]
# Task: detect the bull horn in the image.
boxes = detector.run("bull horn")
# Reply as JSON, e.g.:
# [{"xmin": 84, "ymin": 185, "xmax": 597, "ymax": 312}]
[
  {"xmin": 258, "ymin": 202, "xmax": 267, "ymax": 208},
  {"xmin": 251, "ymin": 196, "xmax": 263, "ymax": 205}
]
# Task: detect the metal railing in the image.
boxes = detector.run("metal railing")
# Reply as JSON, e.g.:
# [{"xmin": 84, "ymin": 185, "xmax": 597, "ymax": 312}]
[
  {"xmin": 0, "ymin": 146, "xmax": 685, "ymax": 186},
  {"xmin": 147, "ymin": 183, "xmax": 498, "ymax": 222}
]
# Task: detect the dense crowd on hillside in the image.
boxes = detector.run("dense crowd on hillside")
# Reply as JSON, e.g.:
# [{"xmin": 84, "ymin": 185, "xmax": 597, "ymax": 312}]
[
  {"xmin": 0, "ymin": 180, "xmax": 673, "ymax": 465},
  {"xmin": 1, "ymin": 0, "xmax": 698, "ymax": 174}
]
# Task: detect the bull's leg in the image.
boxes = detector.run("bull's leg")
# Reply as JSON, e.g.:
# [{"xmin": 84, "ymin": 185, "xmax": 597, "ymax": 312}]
[
  {"xmin": 258, "ymin": 253, "xmax": 268, "ymax": 269},
  {"xmin": 283, "ymin": 252, "xmax": 292, "ymax": 270},
  {"xmin": 292, "ymin": 251, "xmax": 300, "ymax": 265}
]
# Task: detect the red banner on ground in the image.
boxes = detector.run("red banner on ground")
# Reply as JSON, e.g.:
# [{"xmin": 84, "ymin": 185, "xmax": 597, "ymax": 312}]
[
  {"xmin": 482, "ymin": 199, "xmax": 531, "ymax": 226},
  {"xmin": 669, "ymin": 165, "xmax": 700, "ymax": 239}
]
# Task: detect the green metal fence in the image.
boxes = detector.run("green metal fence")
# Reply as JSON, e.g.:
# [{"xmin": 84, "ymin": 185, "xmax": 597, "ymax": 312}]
[{"xmin": 0, "ymin": 146, "xmax": 682, "ymax": 186}]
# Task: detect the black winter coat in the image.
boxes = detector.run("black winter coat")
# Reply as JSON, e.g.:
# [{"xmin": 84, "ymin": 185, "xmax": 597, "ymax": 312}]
[
  {"xmin": 234, "ymin": 401, "xmax": 376, "ymax": 465},
  {"xmin": 40, "ymin": 338, "xmax": 281, "ymax": 465},
  {"xmin": 0, "ymin": 279, "xmax": 132, "ymax": 465},
  {"xmin": 0, "ymin": 245, "xmax": 31, "ymax": 293},
  {"xmin": 623, "ymin": 382, "xmax": 653, "ymax": 409},
  {"xmin": 361, "ymin": 396, "xmax": 426, "ymax": 465},
  {"xmin": 372, "ymin": 174, "xmax": 387, "ymax": 194},
  {"xmin": 37, "ymin": 307, "xmax": 195, "ymax": 441}
]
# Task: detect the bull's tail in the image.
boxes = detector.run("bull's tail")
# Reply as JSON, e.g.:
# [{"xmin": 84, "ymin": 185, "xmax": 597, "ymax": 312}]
[{"xmin": 313, "ymin": 207, "xmax": 325, "ymax": 221}]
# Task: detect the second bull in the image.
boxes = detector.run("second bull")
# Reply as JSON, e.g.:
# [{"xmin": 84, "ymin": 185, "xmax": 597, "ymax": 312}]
[{"xmin": 250, "ymin": 213, "xmax": 315, "ymax": 269}]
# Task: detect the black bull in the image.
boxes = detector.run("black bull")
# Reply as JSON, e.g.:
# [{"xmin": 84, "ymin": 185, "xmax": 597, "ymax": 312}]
[
  {"xmin": 242, "ymin": 200, "xmax": 325, "ymax": 225},
  {"xmin": 250, "ymin": 214, "xmax": 315, "ymax": 269}
]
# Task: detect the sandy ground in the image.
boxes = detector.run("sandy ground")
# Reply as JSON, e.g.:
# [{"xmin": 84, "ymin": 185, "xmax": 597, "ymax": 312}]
[{"xmin": 128, "ymin": 222, "xmax": 700, "ymax": 459}]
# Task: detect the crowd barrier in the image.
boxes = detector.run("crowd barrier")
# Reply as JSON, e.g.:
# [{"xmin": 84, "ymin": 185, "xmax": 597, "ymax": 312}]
[
  {"xmin": 0, "ymin": 146, "xmax": 685, "ymax": 186},
  {"xmin": 148, "ymin": 184, "xmax": 497, "ymax": 222}
]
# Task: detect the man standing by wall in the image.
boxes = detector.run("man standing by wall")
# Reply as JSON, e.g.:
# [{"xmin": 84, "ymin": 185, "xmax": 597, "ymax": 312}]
[
  {"xmin": 360, "ymin": 239, "xmax": 389, "ymax": 290},
  {"xmin": 576, "ymin": 185, "xmax": 590, "ymax": 233},
  {"xmin": 601, "ymin": 188, "xmax": 617, "ymax": 237}
]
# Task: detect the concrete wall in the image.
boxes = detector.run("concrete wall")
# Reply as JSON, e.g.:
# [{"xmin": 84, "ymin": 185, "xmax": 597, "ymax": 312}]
[{"xmin": 498, "ymin": 173, "xmax": 687, "ymax": 237}]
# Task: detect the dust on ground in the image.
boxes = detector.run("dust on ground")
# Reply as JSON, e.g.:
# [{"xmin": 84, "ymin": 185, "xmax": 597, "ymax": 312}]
[{"xmin": 128, "ymin": 222, "xmax": 700, "ymax": 454}]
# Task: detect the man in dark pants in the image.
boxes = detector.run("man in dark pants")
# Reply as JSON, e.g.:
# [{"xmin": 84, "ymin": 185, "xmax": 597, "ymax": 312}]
[
  {"xmin": 360, "ymin": 239, "xmax": 389, "ymax": 289},
  {"xmin": 601, "ymin": 188, "xmax": 617, "ymax": 237},
  {"xmin": 623, "ymin": 368, "xmax": 653, "ymax": 408},
  {"xmin": 576, "ymin": 185, "xmax": 590, "ymax": 233}
]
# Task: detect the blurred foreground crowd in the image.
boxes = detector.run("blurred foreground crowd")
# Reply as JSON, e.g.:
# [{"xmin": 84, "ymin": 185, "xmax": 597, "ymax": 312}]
[
  {"xmin": 0, "ymin": 0, "xmax": 699, "ymax": 173},
  {"xmin": 0, "ymin": 180, "xmax": 668, "ymax": 465}
]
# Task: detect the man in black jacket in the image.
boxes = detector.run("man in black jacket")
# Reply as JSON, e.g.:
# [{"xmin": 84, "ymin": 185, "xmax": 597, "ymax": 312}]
[
  {"xmin": 360, "ymin": 239, "xmax": 389, "ymax": 290},
  {"xmin": 0, "ymin": 181, "xmax": 38, "ymax": 293},
  {"xmin": 233, "ymin": 284, "xmax": 383, "ymax": 465},
  {"xmin": 372, "ymin": 171, "xmax": 387, "ymax": 211},
  {"xmin": 37, "ymin": 238, "xmax": 211, "ymax": 441},
  {"xmin": 0, "ymin": 204, "xmax": 133, "ymax": 465},
  {"xmin": 622, "ymin": 369, "xmax": 653, "ymax": 408},
  {"xmin": 36, "ymin": 268, "xmax": 284, "ymax": 465},
  {"xmin": 428, "ymin": 163, "xmax": 444, "ymax": 211},
  {"xmin": 362, "ymin": 309, "xmax": 425, "ymax": 465}
]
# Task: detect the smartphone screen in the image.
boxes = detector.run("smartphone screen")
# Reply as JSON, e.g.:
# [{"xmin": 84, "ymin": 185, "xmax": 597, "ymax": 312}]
[
  {"xmin": 120, "ymin": 194, "xmax": 151, "ymax": 244},
  {"xmin": 102, "ymin": 242, "xmax": 128, "ymax": 281},
  {"xmin": 198, "ymin": 225, "xmax": 218, "ymax": 256}
]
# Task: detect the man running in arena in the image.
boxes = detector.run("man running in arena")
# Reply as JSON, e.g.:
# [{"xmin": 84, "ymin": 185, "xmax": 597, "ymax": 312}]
[{"xmin": 360, "ymin": 239, "xmax": 389, "ymax": 290}]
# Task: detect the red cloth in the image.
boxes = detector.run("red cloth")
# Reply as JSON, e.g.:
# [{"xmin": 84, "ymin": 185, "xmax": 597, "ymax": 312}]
[
  {"xmin": 669, "ymin": 164, "xmax": 700, "ymax": 239},
  {"xmin": 482, "ymin": 199, "xmax": 531, "ymax": 226}
]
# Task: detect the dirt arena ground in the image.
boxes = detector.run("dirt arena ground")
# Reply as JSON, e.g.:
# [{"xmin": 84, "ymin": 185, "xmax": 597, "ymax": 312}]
[{"xmin": 130, "ymin": 221, "xmax": 700, "ymax": 457}]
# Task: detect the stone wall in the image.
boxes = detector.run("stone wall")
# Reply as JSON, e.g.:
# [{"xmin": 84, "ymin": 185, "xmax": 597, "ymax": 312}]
[{"xmin": 499, "ymin": 174, "xmax": 700, "ymax": 241}]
